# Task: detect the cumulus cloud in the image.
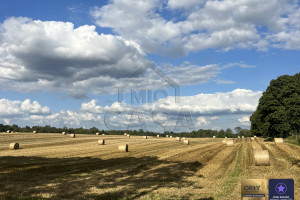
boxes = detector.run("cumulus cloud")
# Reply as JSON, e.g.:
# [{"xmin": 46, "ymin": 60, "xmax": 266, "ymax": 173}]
[
  {"xmin": 77, "ymin": 89, "xmax": 261, "ymax": 131},
  {"xmin": 147, "ymin": 89, "xmax": 262, "ymax": 115},
  {"xmin": 0, "ymin": 17, "xmax": 149, "ymax": 98},
  {"xmin": 0, "ymin": 17, "xmax": 248, "ymax": 99},
  {"xmin": 238, "ymin": 115, "xmax": 251, "ymax": 126},
  {"xmin": 91, "ymin": 0, "xmax": 300, "ymax": 55},
  {"xmin": 195, "ymin": 117, "xmax": 209, "ymax": 126},
  {"xmin": 1, "ymin": 89, "xmax": 261, "ymax": 130},
  {"xmin": 81, "ymin": 99, "xmax": 103, "ymax": 114},
  {"xmin": 0, "ymin": 98, "xmax": 51, "ymax": 116}
]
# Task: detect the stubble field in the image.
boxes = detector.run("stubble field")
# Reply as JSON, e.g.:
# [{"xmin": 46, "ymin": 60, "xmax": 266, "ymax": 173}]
[{"xmin": 0, "ymin": 133, "xmax": 299, "ymax": 200}]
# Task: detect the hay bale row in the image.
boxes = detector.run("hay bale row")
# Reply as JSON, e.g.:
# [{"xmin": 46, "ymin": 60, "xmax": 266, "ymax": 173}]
[
  {"xmin": 9, "ymin": 143, "xmax": 19, "ymax": 150},
  {"xmin": 254, "ymin": 150, "xmax": 270, "ymax": 166}
]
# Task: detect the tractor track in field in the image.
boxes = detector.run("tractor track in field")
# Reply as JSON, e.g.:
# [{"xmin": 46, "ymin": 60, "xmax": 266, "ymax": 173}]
[{"xmin": 262, "ymin": 143, "xmax": 300, "ymax": 168}]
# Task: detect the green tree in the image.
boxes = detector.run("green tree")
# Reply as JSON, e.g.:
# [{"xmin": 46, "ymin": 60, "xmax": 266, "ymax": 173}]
[{"xmin": 250, "ymin": 73, "xmax": 300, "ymax": 138}]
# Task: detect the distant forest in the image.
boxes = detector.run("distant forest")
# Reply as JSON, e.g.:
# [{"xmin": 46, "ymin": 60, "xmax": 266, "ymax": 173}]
[{"xmin": 0, "ymin": 124, "xmax": 251, "ymax": 138}]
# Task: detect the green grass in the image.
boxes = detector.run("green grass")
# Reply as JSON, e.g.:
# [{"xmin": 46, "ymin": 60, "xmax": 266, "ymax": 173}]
[
  {"xmin": 286, "ymin": 136, "xmax": 300, "ymax": 146},
  {"xmin": 216, "ymin": 145, "xmax": 243, "ymax": 199}
]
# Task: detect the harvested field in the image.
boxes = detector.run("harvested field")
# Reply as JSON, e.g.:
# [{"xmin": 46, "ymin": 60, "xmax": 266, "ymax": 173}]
[{"xmin": 0, "ymin": 133, "xmax": 299, "ymax": 199}]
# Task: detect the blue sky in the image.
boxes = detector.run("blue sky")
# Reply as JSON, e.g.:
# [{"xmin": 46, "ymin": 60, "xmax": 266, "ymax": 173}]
[{"xmin": 0, "ymin": 0, "xmax": 299, "ymax": 132}]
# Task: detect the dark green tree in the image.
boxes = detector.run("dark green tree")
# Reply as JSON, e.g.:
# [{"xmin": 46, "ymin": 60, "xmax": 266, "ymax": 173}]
[{"xmin": 250, "ymin": 73, "xmax": 300, "ymax": 138}]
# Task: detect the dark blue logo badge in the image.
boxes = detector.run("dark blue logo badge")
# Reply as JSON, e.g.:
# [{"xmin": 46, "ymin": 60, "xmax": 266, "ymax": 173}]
[{"xmin": 269, "ymin": 179, "xmax": 294, "ymax": 200}]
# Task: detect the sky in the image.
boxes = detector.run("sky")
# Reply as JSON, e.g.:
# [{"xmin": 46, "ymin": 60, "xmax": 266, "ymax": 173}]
[{"xmin": 0, "ymin": 0, "xmax": 299, "ymax": 132}]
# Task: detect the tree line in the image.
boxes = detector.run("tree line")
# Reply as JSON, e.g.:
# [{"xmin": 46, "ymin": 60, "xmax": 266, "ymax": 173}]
[{"xmin": 0, "ymin": 124, "xmax": 250, "ymax": 138}]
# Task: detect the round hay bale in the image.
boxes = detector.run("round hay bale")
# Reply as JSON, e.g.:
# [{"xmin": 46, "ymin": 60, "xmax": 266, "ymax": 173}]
[
  {"xmin": 118, "ymin": 144, "xmax": 128, "ymax": 152},
  {"xmin": 226, "ymin": 139, "xmax": 234, "ymax": 147},
  {"xmin": 254, "ymin": 135, "xmax": 257, "ymax": 138},
  {"xmin": 7, "ymin": 130, "xmax": 10, "ymax": 133},
  {"xmin": 213, "ymin": 136, "xmax": 216, "ymax": 138},
  {"xmin": 254, "ymin": 150, "xmax": 270, "ymax": 166},
  {"xmin": 62, "ymin": 132, "xmax": 66, "ymax": 135},
  {"xmin": 127, "ymin": 134, "xmax": 130, "ymax": 138},
  {"xmin": 33, "ymin": 131, "xmax": 37, "ymax": 134},
  {"xmin": 124, "ymin": 133, "xmax": 127, "ymax": 136},
  {"xmin": 274, "ymin": 138, "xmax": 283, "ymax": 144},
  {"xmin": 225, "ymin": 136, "xmax": 227, "ymax": 138},
  {"xmin": 238, "ymin": 136, "xmax": 240, "ymax": 138},
  {"xmin": 170, "ymin": 136, "xmax": 173, "ymax": 138},
  {"xmin": 70, "ymin": 134, "xmax": 76, "ymax": 138},
  {"xmin": 157, "ymin": 135, "xmax": 160, "ymax": 137},
  {"xmin": 183, "ymin": 139, "xmax": 190, "ymax": 145},
  {"xmin": 143, "ymin": 136, "xmax": 148, "ymax": 139},
  {"xmin": 182, "ymin": 137, "xmax": 186, "ymax": 140},
  {"xmin": 251, "ymin": 137, "xmax": 254, "ymax": 140},
  {"xmin": 166, "ymin": 135, "xmax": 169, "ymax": 137},
  {"xmin": 176, "ymin": 137, "xmax": 181, "ymax": 141},
  {"xmin": 102, "ymin": 134, "xmax": 105, "ymax": 135},
  {"xmin": 96, "ymin": 132, "xmax": 99, "ymax": 135},
  {"xmin": 222, "ymin": 139, "xmax": 227, "ymax": 144},
  {"xmin": 9, "ymin": 143, "xmax": 19, "ymax": 150},
  {"xmin": 98, "ymin": 140, "xmax": 105, "ymax": 145},
  {"xmin": 242, "ymin": 136, "xmax": 245, "ymax": 138}
]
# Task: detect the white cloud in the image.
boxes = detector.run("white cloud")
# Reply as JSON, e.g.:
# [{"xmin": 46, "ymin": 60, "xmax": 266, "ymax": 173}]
[
  {"xmin": 91, "ymin": 0, "xmax": 300, "ymax": 54},
  {"xmin": 0, "ymin": 17, "xmax": 149, "ymax": 98},
  {"xmin": 195, "ymin": 117, "xmax": 209, "ymax": 126},
  {"xmin": 0, "ymin": 17, "xmax": 250, "ymax": 99},
  {"xmin": 1, "ymin": 89, "xmax": 260, "ymax": 130},
  {"xmin": 238, "ymin": 115, "xmax": 250, "ymax": 126},
  {"xmin": 148, "ymin": 89, "xmax": 262, "ymax": 115},
  {"xmin": 210, "ymin": 116, "xmax": 219, "ymax": 120},
  {"xmin": 0, "ymin": 98, "xmax": 51, "ymax": 116},
  {"xmin": 81, "ymin": 99, "xmax": 103, "ymax": 113},
  {"xmin": 167, "ymin": 0, "xmax": 205, "ymax": 10},
  {"xmin": 216, "ymin": 80, "xmax": 236, "ymax": 84},
  {"xmin": 223, "ymin": 62, "xmax": 256, "ymax": 69}
]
